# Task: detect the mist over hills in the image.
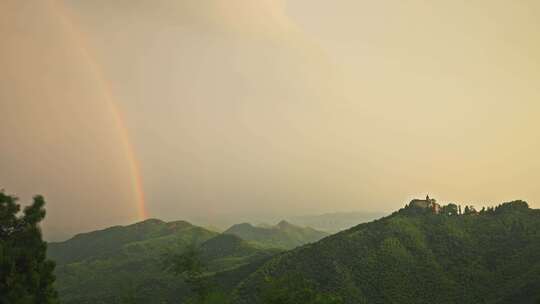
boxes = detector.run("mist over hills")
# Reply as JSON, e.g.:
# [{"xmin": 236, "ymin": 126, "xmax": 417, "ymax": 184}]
[
  {"xmin": 178, "ymin": 210, "xmax": 385, "ymax": 237},
  {"xmin": 288, "ymin": 211, "xmax": 387, "ymax": 233}
]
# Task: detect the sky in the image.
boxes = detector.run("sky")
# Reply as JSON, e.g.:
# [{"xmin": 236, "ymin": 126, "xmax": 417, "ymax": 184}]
[{"xmin": 1, "ymin": 0, "xmax": 539, "ymax": 240}]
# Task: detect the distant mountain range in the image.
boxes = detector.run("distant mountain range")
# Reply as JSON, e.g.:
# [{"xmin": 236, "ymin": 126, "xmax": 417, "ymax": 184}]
[
  {"xmin": 48, "ymin": 219, "xmax": 280, "ymax": 303},
  {"xmin": 174, "ymin": 210, "xmax": 386, "ymax": 237},
  {"xmin": 224, "ymin": 220, "xmax": 329, "ymax": 249},
  {"xmin": 48, "ymin": 218, "xmax": 324, "ymax": 303}
]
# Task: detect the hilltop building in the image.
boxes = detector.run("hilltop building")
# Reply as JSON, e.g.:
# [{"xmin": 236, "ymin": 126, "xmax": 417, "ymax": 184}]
[{"xmin": 409, "ymin": 195, "xmax": 441, "ymax": 214}]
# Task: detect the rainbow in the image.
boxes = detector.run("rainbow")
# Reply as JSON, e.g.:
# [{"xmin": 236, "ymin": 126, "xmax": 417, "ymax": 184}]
[{"xmin": 48, "ymin": 0, "xmax": 149, "ymax": 220}]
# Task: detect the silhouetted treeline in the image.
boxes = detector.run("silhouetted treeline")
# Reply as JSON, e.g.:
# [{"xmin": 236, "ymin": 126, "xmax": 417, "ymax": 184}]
[{"xmin": 0, "ymin": 191, "xmax": 58, "ymax": 303}]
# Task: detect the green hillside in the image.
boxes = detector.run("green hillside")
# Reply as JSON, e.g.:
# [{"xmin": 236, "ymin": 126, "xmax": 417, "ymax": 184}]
[
  {"xmin": 233, "ymin": 201, "xmax": 540, "ymax": 304},
  {"xmin": 48, "ymin": 219, "xmax": 209, "ymax": 264},
  {"xmin": 224, "ymin": 220, "xmax": 329, "ymax": 249},
  {"xmin": 48, "ymin": 219, "xmax": 280, "ymax": 303},
  {"xmin": 200, "ymin": 233, "xmax": 282, "ymax": 273}
]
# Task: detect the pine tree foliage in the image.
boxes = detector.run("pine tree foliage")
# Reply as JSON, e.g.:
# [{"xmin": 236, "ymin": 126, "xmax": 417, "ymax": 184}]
[{"xmin": 0, "ymin": 191, "xmax": 58, "ymax": 304}]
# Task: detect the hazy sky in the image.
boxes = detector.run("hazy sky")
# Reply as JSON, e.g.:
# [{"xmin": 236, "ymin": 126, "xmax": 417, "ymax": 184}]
[{"xmin": 1, "ymin": 0, "xmax": 539, "ymax": 240}]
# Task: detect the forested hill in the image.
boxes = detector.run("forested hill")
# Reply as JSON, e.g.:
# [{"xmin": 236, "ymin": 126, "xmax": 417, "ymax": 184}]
[
  {"xmin": 48, "ymin": 219, "xmax": 214, "ymax": 264},
  {"xmin": 48, "ymin": 219, "xmax": 281, "ymax": 303},
  {"xmin": 48, "ymin": 219, "xmax": 219, "ymax": 303},
  {"xmin": 224, "ymin": 220, "xmax": 329, "ymax": 249},
  {"xmin": 234, "ymin": 201, "xmax": 540, "ymax": 304}
]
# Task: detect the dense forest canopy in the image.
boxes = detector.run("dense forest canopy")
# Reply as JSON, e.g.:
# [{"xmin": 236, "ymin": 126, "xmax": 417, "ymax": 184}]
[{"xmin": 234, "ymin": 201, "xmax": 540, "ymax": 304}]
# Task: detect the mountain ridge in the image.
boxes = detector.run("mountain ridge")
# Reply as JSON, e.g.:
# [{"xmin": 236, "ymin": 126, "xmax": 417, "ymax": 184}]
[
  {"xmin": 224, "ymin": 220, "xmax": 329, "ymax": 249},
  {"xmin": 233, "ymin": 200, "xmax": 540, "ymax": 304},
  {"xmin": 48, "ymin": 218, "xmax": 282, "ymax": 304}
]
